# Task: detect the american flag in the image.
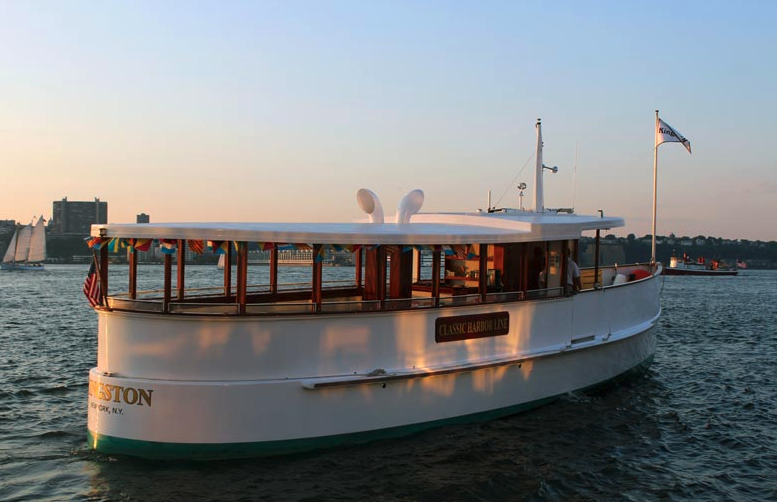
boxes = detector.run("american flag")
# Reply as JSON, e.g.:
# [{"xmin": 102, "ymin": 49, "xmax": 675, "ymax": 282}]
[{"xmin": 83, "ymin": 261, "xmax": 102, "ymax": 307}]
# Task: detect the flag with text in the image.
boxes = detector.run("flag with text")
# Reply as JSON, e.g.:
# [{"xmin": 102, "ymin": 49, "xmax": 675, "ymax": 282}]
[{"xmin": 656, "ymin": 118, "xmax": 692, "ymax": 153}]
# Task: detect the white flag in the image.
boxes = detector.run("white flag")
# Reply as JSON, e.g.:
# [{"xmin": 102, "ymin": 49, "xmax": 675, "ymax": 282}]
[{"xmin": 656, "ymin": 118, "xmax": 691, "ymax": 153}]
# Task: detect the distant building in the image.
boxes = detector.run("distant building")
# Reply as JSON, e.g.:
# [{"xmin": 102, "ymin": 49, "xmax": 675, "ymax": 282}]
[
  {"xmin": 50, "ymin": 197, "xmax": 107, "ymax": 236},
  {"xmin": 0, "ymin": 220, "xmax": 17, "ymax": 258},
  {"xmin": 137, "ymin": 213, "xmax": 150, "ymax": 224},
  {"xmin": 0, "ymin": 219, "xmax": 16, "ymax": 236}
]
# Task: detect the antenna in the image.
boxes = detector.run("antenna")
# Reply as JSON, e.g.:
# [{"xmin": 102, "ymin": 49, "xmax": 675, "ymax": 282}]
[{"xmin": 572, "ymin": 142, "xmax": 578, "ymax": 211}]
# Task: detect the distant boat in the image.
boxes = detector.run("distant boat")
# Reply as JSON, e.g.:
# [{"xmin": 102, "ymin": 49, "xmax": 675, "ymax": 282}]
[
  {"xmin": 664, "ymin": 252, "xmax": 737, "ymax": 276},
  {"xmin": 736, "ymin": 259, "xmax": 747, "ymax": 269},
  {"xmin": 217, "ymin": 254, "xmax": 225, "ymax": 269},
  {"xmin": 1, "ymin": 216, "xmax": 46, "ymax": 271}
]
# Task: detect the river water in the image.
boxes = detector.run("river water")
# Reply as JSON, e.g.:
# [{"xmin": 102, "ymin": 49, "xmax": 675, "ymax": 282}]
[{"xmin": 1, "ymin": 265, "xmax": 775, "ymax": 501}]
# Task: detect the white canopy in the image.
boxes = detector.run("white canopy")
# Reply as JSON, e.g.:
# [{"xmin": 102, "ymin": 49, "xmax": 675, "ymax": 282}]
[{"xmin": 91, "ymin": 211, "xmax": 623, "ymax": 245}]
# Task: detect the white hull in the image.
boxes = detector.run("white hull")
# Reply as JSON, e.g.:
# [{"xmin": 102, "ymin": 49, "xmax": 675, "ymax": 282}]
[
  {"xmin": 1, "ymin": 262, "xmax": 45, "ymax": 271},
  {"xmin": 88, "ymin": 272, "xmax": 660, "ymax": 458}
]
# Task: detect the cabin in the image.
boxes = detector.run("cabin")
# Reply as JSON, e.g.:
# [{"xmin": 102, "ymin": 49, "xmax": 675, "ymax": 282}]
[{"xmin": 88, "ymin": 219, "xmax": 643, "ymax": 316}]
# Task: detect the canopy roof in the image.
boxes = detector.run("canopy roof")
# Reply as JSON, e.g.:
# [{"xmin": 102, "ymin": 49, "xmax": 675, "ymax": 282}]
[{"xmin": 91, "ymin": 210, "xmax": 623, "ymax": 245}]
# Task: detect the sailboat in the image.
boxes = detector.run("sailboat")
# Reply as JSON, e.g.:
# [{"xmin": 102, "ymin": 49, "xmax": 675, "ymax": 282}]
[{"xmin": 1, "ymin": 216, "xmax": 47, "ymax": 271}]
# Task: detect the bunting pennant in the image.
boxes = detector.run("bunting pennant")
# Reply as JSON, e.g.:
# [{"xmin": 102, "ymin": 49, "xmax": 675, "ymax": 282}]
[
  {"xmin": 257, "ymin": 242, "xmax": 275, "ymax": 251},
  {"xmin": 124, "ymin": 238, "xmax": 145, "ymax": 253},
  {"xmin": 208, "ymin": 240, "xmax": 229, "ymax": 254},
  {"xmin": 130, "ymin": 238, "xmax": 153, "ymax": 252},
  {"xmin": 187, "ymin": 240, "xmax": 204, "ymax": 254},
  {"xmin": 276, "ymin": 243, "xmax": 295, "ymax": 251},
  {"xmin": 106, "ymin": 238, "xmax": 126, "ymax": 253},
  {"xmin": 315, "ymin": 245, "xmax": 328, "ymax": 263},
  {"xmin": 159, "ymin": 239, "xmax": 178, "ymax": 255},
  {"xmin": 85, "ymin": 236, "xmax": 106, "ymax": 249}
]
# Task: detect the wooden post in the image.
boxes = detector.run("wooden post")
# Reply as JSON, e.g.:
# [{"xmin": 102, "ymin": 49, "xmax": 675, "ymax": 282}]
[
  {"xmin": 479, "ymin": 244, "xmax": 488, "ymax": 302},
  {"xmin": 354, "ymin": 247, "xmax": 363, "ymax": 291},
  {"xmin": 223, "ymin": 242, "xmax": 232, "ymax": 299},
  {"xmin": 377, "ymin": 246, "xmax": 387, "ymax": 308},
  {"xmin": 364, "ymin": 247, "xmax": 378, "ymax": 300},
  {"xmin": 561, "ymin": 240, "xmax": 569, "ymax": 296},
  {"xmin": 99, "ymin": 245, "xmax": 109, "ymax": 305},
  {"xmin": 163, "ymin": 253, "xmax": 172, "ymax": 313},
  {"xmin": 389, "ymin": 247, "xmax": 412, "ymax": 299},
  {"xmin": 415, "ymin": 249, "xmax": 422, "ymax": 284},
  {"xmin": 432, "ymin": 247, "xmax": 441, "ymax": 306},
  {"xmin": 270, "ymin": 245, "xmax": 278, "ymax": 294},
  {"xmin": 129, "ymin": 247, "xmax": 137, "ymax": 300},
  {"xmin": 594, "ymin": 230, "xmax": 601, "ymax": 288},
  {"xmin": 312, "ymin": 244, "xmax": 323, "ymax": 312},
  {"xmin": 237, "ymin": 242, "xmax": 247, "ymax": 314},
  {"xmin": 520, "ymin": 243, "xmax": 529, "ymax": 294},
  {"xmin": 177, "ymin": 239, "xmax": 186, "ymax": 301}
]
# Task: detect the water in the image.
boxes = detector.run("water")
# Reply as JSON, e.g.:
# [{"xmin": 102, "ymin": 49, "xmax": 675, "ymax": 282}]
[{"xmin": 1, "ymin": 265, "xmax": 775, "ymax": 501}]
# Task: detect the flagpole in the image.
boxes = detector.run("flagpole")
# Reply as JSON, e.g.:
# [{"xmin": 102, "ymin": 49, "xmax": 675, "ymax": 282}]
[{"xmin": 651, "ymin": 110, "xmax": 659, "ymax": 267}]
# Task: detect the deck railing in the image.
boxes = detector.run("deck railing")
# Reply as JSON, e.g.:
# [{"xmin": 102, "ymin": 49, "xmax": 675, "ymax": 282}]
[{"xmin": 102, "ymin": 264, "xmax": 657, "ymax": 316}]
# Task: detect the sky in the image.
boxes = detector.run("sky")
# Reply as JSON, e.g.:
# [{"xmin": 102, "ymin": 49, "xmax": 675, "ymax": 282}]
[{"xmin": 1, "ymin": 1, "xmax": 776, "ymax": 241}]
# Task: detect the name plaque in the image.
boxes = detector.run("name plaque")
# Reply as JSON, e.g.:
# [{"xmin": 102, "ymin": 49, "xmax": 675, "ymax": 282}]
[{"xmin": 435, "ymin": 312, "xmax": 510, "ymax": 343}]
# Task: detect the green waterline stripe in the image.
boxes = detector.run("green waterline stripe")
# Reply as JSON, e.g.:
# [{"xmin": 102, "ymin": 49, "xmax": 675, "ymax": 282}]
[{"xmin": 88, "ymin": 356, "xmax": 653, "ymax": 461}]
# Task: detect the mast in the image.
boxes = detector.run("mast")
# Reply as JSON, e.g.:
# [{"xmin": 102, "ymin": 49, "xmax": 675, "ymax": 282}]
[
  {"xmin": 651, "ymin": 110, "xmax": 659, "ymax": 265},
  {"xmin": 532, "ymin": 118, "xmax": 544, "ymax": 212}
]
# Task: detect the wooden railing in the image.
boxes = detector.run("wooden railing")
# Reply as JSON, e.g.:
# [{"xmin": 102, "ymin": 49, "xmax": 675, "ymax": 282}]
[{"xmin": 103, "ymin": 264, "xmax": 656, "ymax": 316}]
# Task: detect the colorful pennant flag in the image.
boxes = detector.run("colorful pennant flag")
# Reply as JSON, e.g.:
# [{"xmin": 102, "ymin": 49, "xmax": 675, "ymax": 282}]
[
  {"xmin": 208, "ymin": 240, "xmax": 229, "ymax": 254},
  {"xmin": 106, "ymin": 238, "xmax": 126, "ymax": 253},
  {"xmin": 159, "ymin": 239, "xmax": 177, "ymax": 255},
  {"xmin": 187, "ymin": 240, "xmax": 204, "ymax": 254},
  {"xmin": 85, "ymin": 236, "xmax": 106, "ymax": 249},
  {"xmin": 132, "ymin": 238, "xmax": 153, "ymax": 252}
]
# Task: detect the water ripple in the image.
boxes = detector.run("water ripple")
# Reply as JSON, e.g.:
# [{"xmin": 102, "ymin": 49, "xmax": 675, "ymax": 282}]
[{"xmin": 0, "ymin": 266, "xmax": 776, "ymax": 501}]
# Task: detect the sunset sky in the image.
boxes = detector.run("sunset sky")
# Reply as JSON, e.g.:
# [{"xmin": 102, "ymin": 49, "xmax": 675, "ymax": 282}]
[{"xmin": 2, "ymin": 1, "xmax": 775, "ymax": 240}]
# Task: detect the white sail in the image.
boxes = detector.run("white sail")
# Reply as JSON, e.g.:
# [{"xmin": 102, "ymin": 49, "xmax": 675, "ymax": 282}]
[
  {"xmin": 27, "ymin": 216, "xmax": 46, "ymax": 263},
  {"xmin": 14, "ymin": 225, "xmax": 32, "ymax": 262},
  {"xmin": 217, "ymin": 254, "xmax": 225, "ymax": 270},
  {"xmin": 2, "ymin": 228, "xmax": 18, "ymax": 263}
]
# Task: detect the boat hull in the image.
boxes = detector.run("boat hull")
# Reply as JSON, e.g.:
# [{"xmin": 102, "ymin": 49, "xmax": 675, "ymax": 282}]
[
  {"xmin": 87, "ymin": 273, "xmax": 661, "ymax": 459},
  {"xmin": 1, "ymin": 263, "xmax": 45, "ymax": 271},
  {"xmin": 663, "ymin": 267, "xmax": 737, "ymax": 276},
  {"xmin": 87, "ymin": 327, "xmax": 655, "ymax": 459}
]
